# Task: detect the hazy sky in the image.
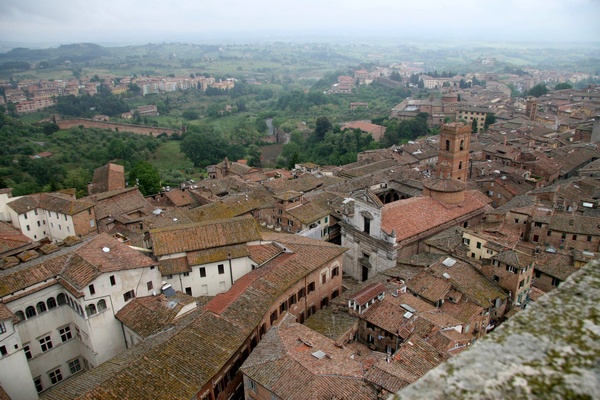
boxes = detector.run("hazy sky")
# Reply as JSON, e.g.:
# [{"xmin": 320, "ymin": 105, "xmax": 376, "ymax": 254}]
[{"xmin": 1, "ymin": 0, "xmax": 599, "ymax": 45}]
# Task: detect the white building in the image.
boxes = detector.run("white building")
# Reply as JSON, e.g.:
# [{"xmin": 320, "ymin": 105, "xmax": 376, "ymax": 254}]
[
  {"xmin": 0, "ymin": 233, "xmax": 160, "ymax": 397},
  {"xmin": 150, "ymin": 215, "xmax": 263, "ymax": 297},
  {"xmin": 6, "ymin": 192, "xmax": 97, "ymax": 243}
]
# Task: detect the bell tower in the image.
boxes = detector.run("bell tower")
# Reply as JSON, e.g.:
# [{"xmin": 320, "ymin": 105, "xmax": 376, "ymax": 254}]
[{"xmin": 437, "ymin": 122, "xmax": 470, "ymax": 182}]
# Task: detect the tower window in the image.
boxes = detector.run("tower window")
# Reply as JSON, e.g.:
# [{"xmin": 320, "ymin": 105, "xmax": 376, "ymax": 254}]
[{"xmin": 445, "ymin": 140, "xmax": 450, "ymax": 151}]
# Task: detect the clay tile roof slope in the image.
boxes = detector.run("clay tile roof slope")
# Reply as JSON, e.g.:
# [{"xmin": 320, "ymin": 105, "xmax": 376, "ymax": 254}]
[
  {"xmin": 241, "ymin": 314, "xmax": 377, "ymax": 400},
  {"xmin": 115, "ymin": 293, "xmax": 192, "ymax": 338},
  {"xmin": 6, "ymin": 195, "xmax": 39, "ymax": 214},
  {"xmin": 59, "ymin": 233, "xmax": 156, "ymax": 289},
  {"xmin": 150, "ymin": 215, "xmax": 261, "ymax": 256},
  {"xmin": 382, "ymin": 191, "xmax": 489, "ymax": 242},
  {"xmin": 38, "ymin": 193, "xmax": 94, "ymax": 215},
  {"xmin": 350, "ymin": 282, "xmax": 386, "ymax": 306}
]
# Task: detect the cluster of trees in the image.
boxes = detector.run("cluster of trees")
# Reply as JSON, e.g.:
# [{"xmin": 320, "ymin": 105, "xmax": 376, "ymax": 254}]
[
  {"xmin": 278, "ymin": 116, "xmax": 379, "ymax": 168},
  {"xmin": 180, "ymin": 126, "xmax": 247, "ymax": 168},
  {"xmin": 0, "ymin": 113, "xmax": 164, "ymax": 196},
  {"xmin": 380, "ymin": 112, "xmax": 430, "ymax": 147},
  {"xmin": 0, "ymin": 61, "xmax": 31, "ymax": 72},
  {"xmin": 56, "ymin": 84, "xmax": 129, "ymax": 117},
  {"xmin": 277, "ymin": 90, "xmax": 332, "ymax": 112},
  {"xmin": 528, "ymin": 83, "xmax": 549, "ymax": 97}
]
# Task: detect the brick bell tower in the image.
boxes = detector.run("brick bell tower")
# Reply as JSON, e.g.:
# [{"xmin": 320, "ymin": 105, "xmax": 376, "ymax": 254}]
[{"xmin": 437, "ymin": 122, "xmax": 471, "ymax": 181}]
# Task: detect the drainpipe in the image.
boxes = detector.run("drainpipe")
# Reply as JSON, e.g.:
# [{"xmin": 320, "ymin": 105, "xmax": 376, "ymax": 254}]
[{"xmin": 228, "ymin": 253, "xmax": 234, "ymax": 286}]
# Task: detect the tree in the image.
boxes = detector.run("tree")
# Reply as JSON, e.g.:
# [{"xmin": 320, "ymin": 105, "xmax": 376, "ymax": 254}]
[
  {"xmin": 390, "ymin": 71, "xmax": 402, "ymax": 82},
  {"xmin": 315, "ymin": 116, "xmax": 332, "ymax": 141},
  {"xmin": 554, "ymin": 82, "xmax": 573, "ymax": 90},
  {"xmin": 417, "ymin": 79, "xmax": 424, "ymax": 89},
  {"xmin": 129, "ymin": 160, "xmax": 161, "ymax": 195},
  {"xmin": 180, "ymin": 129, "xmax": 230, "ymax": 168},
  {"xmin": 528, "ymin": 83, "xmax": 549, "ymax": 97},
  {"xmin": 182, "ymin": 110, "xmax": 199, "ymax": 120},
  {"xmin": 484, "ymin": 113, "xmax": 497, "ymax": 130},
  {"xmin": 471, "ymin": 118, "xmax": 478, "ymax": 133}
]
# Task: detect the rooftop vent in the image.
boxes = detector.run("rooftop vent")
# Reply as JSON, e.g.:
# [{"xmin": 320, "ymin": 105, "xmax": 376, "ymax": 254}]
[
  {"xmin": 102, "ymin": 247, "xmax": 110, "ymax": 253},
  {"xmin": 442, "ymin": 257, "xmax": 457, "ymax": 267}
]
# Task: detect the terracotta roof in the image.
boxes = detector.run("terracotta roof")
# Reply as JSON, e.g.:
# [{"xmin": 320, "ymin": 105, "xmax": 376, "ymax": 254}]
[
  {"xmin": 38, "ymin": 193, "xmax": 94, "ymax": 215},
  {"xmin": 40, "ymin": 234, "xmax": 346, "ymax": 400},
  {"xmin": 350, "ymin": 282, "xmax": 386, "ymax": 306},
  {"xmin": 85, "ymin": 187, "xmax": 152, "ymax": 221},
  {"xmin": 534, "ymin": 252, "xmax": 577, "ymax": 280},
  {"xmin": 248, "ymin": 243, "xmax": 283, "ymax": 265},
  {"xmin": 549, "ymin": 214, "xmax": 600, "ymax": 236},
  {"xmin": 0, "ymin": 221, "xmax": 34, "ymax": 256},
  {"xmin": 186, "ymin": 243, "xmax": 249, "ymax": 266},
  {"xmin": 60, "ymin": 233, "xmax": 158, "ymax": 289},
  {"xmin": 164, "ymin": 189, "xmax": 194, "ymax": 207},
  {"xmin": 158, "ymin": 257, "xmax": 190, "ymax": 275},
  {"xmin": 6, "ymin": 195, "xmax": 39, "ymax": 214},
  {"xmin": 391, "ymin": 335, "xmax": 449, "ymax": 377},
  {"xmin": 241, "ymin": 313, "xmax": 378, "ymax": 400},
  {"xmin": 150, "ymin": 215, "xmax": 261, "ymax": 256},
  {"xmin": 382, "ymin": 191, "xmax": 490, "ymax": 243},
  {"xmin": 0, "ymin": 302, "xmax": 14, "ymax": 321},
  {"xmin": 115, "ymin": 292, "xmax": 195, "ymax": 338},
  {"xmin": 341, "ymin": 121, "xmax": 387, "ymax": 141},
  {"xmin": 492, "ymin": 249, "xmax": 535, "ymax": 269}
]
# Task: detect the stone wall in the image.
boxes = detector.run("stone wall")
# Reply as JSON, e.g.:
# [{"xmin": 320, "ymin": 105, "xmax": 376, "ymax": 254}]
[
  {"xmin": 55, "ymin": 118, "xmax": 180, "ymax": 137},
  {"xmin": 392, "ymin": 257, "xmax": 600, "ymax": 400}
]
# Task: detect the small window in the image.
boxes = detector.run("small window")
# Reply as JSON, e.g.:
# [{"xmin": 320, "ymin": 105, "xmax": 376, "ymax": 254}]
[
  {"xmin": 110, "ymin": 275, "xmax": 116, "ymax": 286},
  {"xmin": 280, "ymin": 302, "xmax": 287, "ymax": 313},
  {"xmin": 0, "ymin": 322, "xmax": 5, "ymax": 334},
  {"xmin": 123, "ymin": 290, "xmax": 135, "ymax": 302},
  {"xmin": 289, "ymin": 294, "xmax": 297, "ymax": 306},
  {"xmin": 26, "ymin": 306, "xmax": 37, "ymax": 318},
  {"xmin": 552, "ymin": 277, "xmax": 561, "ymax": 287},
  {"xmin": 147, "ymin": 281, "xmax": 153, "ymax": 291},
  {"xmin": 97, "ymin": 299, "xmax": 107, "ymax": 311},
  {"xmin": 321, "ymin": 273, "xmax": 327, "ymax": 284},
  {"xmin": 308, "ymin": 282, "xmax": 315, "ymax": 293},
  {"xmin": 492, "ymin": 275, "xmax": 499, "ymax": 282},
  {"xmin": 24, "ymin": 344, "xmax": 32, "ymax": 359},
  {"xmin": 199, "ymin": 267, "xmax": 207, "ymax": 277},
  {"xmin": 248, "ymin": 378, "xmax": 256, "ymax": 391},
  {"xmin": 89, "ymin": 284, "xmax": 95, "ymax": 295},
  {"xmin": 68, "ymin": 359, "xmax": 82, "ymax": 374},
  {"xmin": 518, "ymin": 280, "xmax": 525, "ymax": 289},
  {"xmin": 39, "ymin": 335, "xmax": 53, "ymax": 352},
  {"xmin": 49, "ymin": 367, "xmax": 63, "ymax": 385},
  {"xmin": 85, "ymin": 304, "xmax": 97, "ymax": 317},
  {"xmin": 288, "ymin": 220, "xmax": 293, "ymax": 226},
  {"xmin": 572, "ymin": 234, "xmax": 577, "ymax": 240},
  {"xmin": 34, "ymin": 377, "xmax": 43, "ymax": 393},
  {"xmin": 36, "ymin": 301, "xmax": 47, "ymax": 314},
  {"xmin": 476, "ymin": 242, "xmax": 482, "ymax": 249},
  {"xmin": 298, "ymin": 287, "xmax": 306, "ymax": 300},
  {"xmin": 59, "ymin": 326, "xmax": 72, "ymax": 342},
  {"xmin": 185, "ymin": 287, "xmax": 192, "ymax": 296},
  {"xmin": 0, "ymin": 345, "xmax": 7, "ymax": 357},
  {"xmin": 218, "ymin": 264, "xmax": 225, "ymax": 274},
  {"xmin": 183, "ymin": 272, "xmax": 190, "ymax": 277},
  {"xmin": 332, "ymin": 266, "xmax": 339, "ymax": 277},
  {"xmin": 26, "ymin": 225, "xmax": 30, "ymax": 231}
]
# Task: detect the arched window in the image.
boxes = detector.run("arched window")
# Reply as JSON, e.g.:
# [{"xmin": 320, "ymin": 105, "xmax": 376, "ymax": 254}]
[
  {"xmin": 459, "ymin": 161, "xmax": 463, "ymax": 170},
  {"xmin": 36, "ymin": 301, "xmax": 47, "ymax": 314},
  {"xmin": 25, "ymin": 306, "xmax": 36, "ymax": 318},
  {"xmin": 77, "ymin": 305, "xmax": 84, "ymax": 316},
  {"xmin": 460, "ymin": 140, "xmax": 464, "ymax": 151},
  {"xmin": 15, "ymin": 311, "xmax": 25, "ymax": 321},
  {"xmin": 57, "ymin": 293, "xmax": 66, "ymax": 305},
  {"xmin": 68, "ymin": 296, "xmax": 73, "ymax": 307},
  {"xmin": 97, "ymin": 299, "xmax": 107, "ymax": 312},
  {"xmin": 445, "ymin": 140, "xmax": 450, "ymax": 151},
  {"xmin": 47, "ymin": 297, "xmax": 57, "ymax": 309},
  {"xmin": 85, "ymin": 304, "xmax": 97, "ymax": 317}
]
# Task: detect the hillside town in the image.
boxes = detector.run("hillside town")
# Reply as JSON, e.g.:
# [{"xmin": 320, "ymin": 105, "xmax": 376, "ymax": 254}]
[{"xmin": 0, "ymin": 66, "xmax": 599, "ymax": 397}]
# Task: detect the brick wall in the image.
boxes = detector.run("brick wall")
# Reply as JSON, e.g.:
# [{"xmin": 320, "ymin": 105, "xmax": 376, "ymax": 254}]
[{"xmin": 55, "ymin": 118, "xmax": 180, "ymax": 137}]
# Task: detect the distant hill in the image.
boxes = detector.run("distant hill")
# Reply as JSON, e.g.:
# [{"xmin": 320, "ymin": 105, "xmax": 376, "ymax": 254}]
[{"xmin": 0, "ymin": 43, "xmax": 111, "ymax": 63}]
